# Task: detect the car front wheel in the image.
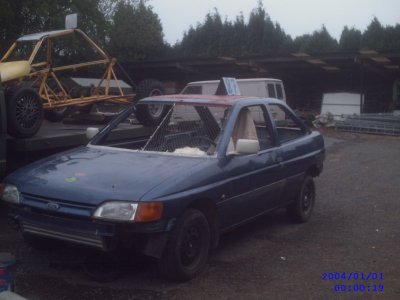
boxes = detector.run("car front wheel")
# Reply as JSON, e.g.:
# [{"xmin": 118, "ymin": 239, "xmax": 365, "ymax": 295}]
[
  {"xmin": 286, "ymin": 175, "xmax": 316, "ymax": 222},
  {"xmin": 159, "ymin": 209, "xmax": 210, "ymax": 281}
]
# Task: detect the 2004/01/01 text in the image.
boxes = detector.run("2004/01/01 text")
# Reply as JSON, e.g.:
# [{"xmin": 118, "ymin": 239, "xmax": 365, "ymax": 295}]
[{"xmin": 322, "ymin": 272, "xmax": 383, "ymax": 281}]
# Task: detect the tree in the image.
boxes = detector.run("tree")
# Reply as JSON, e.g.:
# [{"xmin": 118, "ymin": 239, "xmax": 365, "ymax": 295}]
[
  {"xmin": 2, "ymin": 1, "xmax": 399, "ymax": 61},
  {"xmin": 0, "ymin": 0, "xmax": 110, "ymax": 54},
  {"xmin": 293, "ymin": 26, "xmax": 338, "ymax": 53},
  {"xmin": 361, "ymin": 17, "xmax": 400, "ymax": 52},
  {"xmin": 362, "ymin": 17, "xmax": 385, "ymax": 51},
  {"xmin": 177, "ymin": 9, "xmax": 222, "ymax": 57},
  {"xmin": 382, "ymin": 24, "xmax": 400, "ymax": 52},
  {"xmin": 218, "ymin": 15, "xmax": 247, "ymax": 57},
  {"xmin": 246, "ymin": 4, "xmax": 268, "ymax": 54},
  {"xmin": 339, "ymin": 26, "xmax": 362, "ymax": 52},
  {"xmin": 175, "ymin": 2, "xmax": 292, "ymax": 58},
  {"xmin": 108, "ymin": 0, "xmax": 164, "ymax": 60},
  {"xmin": 198, "ymin": 10, "xmax": 224, "ymax": 57}
]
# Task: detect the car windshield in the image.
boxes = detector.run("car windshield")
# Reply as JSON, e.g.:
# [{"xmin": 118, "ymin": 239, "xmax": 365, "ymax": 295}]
[{"xmin": 93, "ymin": 102, "xmax": 231, "ymax": 156}]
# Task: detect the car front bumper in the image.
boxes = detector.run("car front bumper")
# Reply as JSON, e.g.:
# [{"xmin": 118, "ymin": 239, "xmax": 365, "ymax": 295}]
[{"xmin": 8, "ymin": 205, "xmax": 171, "ymax": 254}]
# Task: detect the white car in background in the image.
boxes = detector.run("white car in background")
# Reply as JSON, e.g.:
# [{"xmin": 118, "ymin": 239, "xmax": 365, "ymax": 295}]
[{"xmin": 181, "ymin": 78, "xmax": 287, "ymax": 121}]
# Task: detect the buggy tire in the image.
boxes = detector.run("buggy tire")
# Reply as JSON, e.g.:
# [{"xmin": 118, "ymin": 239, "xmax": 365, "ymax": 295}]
[
  {"xmin": 135, "ymin": 79, "xmax": 169, "ymax": 126},
  {"xmin": 158, "ymin": 209, "xmax": 210, "ymax": 282},
  {"xmin": 76, "ymin": 103, "xmax": 94, "ymax": 115},
  {"xmin": 44, "ymin": 106, "xmax": 73, "ymax": 122},
  {"xmin": 7, "ymin": 86, "xmax": 43, "ymax": 138},
  {"xmin": 44, "ymin": 79, "xmax": 73, "ymax": 122},
  {"xmin": 287, "ymin": 175, "xmax": 316, "ymax": 223}
]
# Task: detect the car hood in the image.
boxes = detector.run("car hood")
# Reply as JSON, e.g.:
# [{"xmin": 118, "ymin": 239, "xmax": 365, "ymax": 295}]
[{"xmin": 6, "ymin": 146, "xmax": 211, "ymax": 205}]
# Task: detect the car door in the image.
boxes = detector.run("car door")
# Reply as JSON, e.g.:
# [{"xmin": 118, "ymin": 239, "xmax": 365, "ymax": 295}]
[
  {"xmin": 217, "ymin": 104, "xmax": 285, "ymax": 229},
  {"xmin": 267, "ymin": 103, "xmax": 310, "ymax": 203}
]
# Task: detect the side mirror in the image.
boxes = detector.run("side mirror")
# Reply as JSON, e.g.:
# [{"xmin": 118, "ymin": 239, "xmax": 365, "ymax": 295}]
[
  {"xmin": 86, "ymin": 127, "xmax": 99, "ymax": 140},
  {"xmin": 236, "ymin": 139, "xmax": 260, "ymax": 154}
]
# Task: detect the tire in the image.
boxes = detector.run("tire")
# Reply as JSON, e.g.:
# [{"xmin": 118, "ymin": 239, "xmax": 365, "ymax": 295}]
[
  {"xmin": 44, "ymin": 79, "xmax": 73, "ymax": 122},
  {"xmin": 45, "ymin": 106, "xmax": 73, "ymax": 122},
  {"xmin": 76, "ymin": 103, "xmax": 94, "ymax": 115},
  {"xmin": 287, "ymin": 175, "xmax": 316, "ymax": 223},
  {"xmin": 159, "ymin": 209, "xmax": 210, "ymax": 281},
  {"xmin": 134, "ymin": 79, "xmax": 169, "ymax": 126},
  {"xmin": 6, "ymin": 86, "xmax": 43, "ymax": 138}
]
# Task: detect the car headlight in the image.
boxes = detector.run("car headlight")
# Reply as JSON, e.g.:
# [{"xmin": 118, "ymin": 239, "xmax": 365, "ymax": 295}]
[
  {"xmin": 93, "ymin": 201, "xmax": 163, "ymax": 222},
  {"xmin": 93, "ymin": 201, "xmax": 138, "ymax": 221},
  {"xmin": 1, "ymin": 184, "xmax": 20, "ymax": 204}
]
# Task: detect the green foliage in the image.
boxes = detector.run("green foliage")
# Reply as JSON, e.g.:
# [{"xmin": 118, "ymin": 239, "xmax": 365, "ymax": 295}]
[
  {"xmin": 173, "ymin": 9, "xmax": 226, "ymax": 57},
  {"xmin": 176, "ymin": 8, "xmax": 400, "ymax": 58},
  {"xmin": 339, "ymin": 26, "xmax": 362, "ymax": 52},
  {"xmin": 176, "ymin": 3, "xmax": 293, "ymax": 58},
  {"xmin": 245, "ymin": 4, "xmax": 292, "ymax": 55},
  {"xmin": 247, "ymin": 5, "xmax": 268, "ymax": 54},
  {"xmin": 108, "ymin": 0, "xmax": 164, "ymax": 60},
  {"xmin": 361, "ymin": 17, "xmax": 400, "ymax": 52},
  {"xmin": 382, "ymin": 25, "xmax": 400, "ymax": 51},
  {"xmin": 1, "ymin": 0, "xmax": 399, "ymax": 61},
  {"xmin": 0, "ymin": 0, "xmax": 110, "ymax": 54},
  {"xmin": 362, "ymin": 17, "xmax": 385, "ymax": 51},
  {"xmin": 293, "ymin": 26, "xmax": 338, "ymax": 54}
]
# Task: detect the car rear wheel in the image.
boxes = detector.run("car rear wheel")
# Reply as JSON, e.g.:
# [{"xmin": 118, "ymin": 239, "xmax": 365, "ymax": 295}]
[
  {"xmin": 158, "ymin": 209, "xmax": 210, "ymax": 281},
  {"xmin": 6, "ymin": 86, "xmax": 43, "ymax": 138},
  {"xmin": 286, "ymin": 175, "xmax": 315, "ymax": 222}
]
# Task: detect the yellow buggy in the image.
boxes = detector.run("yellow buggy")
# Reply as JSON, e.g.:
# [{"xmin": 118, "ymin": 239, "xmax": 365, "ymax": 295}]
[{"xmin": 0, "ymin": 29, "xmax": 167, "ymax": 138}]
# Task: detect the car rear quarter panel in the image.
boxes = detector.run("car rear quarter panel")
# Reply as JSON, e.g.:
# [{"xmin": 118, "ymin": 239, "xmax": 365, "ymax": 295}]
[{"xmin": 280, "ymin": 131, "xmax": 325, "ymax": 202}]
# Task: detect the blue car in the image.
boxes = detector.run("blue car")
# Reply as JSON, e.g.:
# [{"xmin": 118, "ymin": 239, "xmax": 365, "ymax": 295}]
[{"xmin": 1, "ymin": 86, "xmax": 324, "ymax": 281}]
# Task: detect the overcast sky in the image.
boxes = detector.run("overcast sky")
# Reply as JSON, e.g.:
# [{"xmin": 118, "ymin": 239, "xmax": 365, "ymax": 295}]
[{"xmin": 149, "ymin": 0, "xmax": 400, "ymax": 45}]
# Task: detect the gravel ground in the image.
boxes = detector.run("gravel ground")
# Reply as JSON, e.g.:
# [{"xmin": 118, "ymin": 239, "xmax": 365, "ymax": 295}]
[{"xmin": 1, "ymin": 129, "xmax": 399, "ymax": 300}]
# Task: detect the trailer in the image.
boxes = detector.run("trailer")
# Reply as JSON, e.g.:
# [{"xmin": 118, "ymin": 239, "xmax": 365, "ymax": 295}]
[{"xmin": 0, "ymin": 91, "xmax": 152, "ymax": 182}]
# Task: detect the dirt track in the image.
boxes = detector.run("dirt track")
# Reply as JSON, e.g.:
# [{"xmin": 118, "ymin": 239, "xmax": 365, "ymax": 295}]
[{"xmin": 1, "ymin": 129, "xmax": 399, "ymax": 300}]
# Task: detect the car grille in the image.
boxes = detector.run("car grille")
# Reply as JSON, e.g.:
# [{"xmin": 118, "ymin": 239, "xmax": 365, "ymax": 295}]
[
  {"xmin": 21, "ymin": 193, "xmax": 95, "ymax": 218},
  {"xmin": 22, "ymin": 221, "xmax": 106, "ymax": 250}
]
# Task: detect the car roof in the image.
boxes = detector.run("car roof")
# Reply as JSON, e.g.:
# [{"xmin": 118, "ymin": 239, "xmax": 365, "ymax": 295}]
[
  {"xmin": 139, "ymin": 94, "xmax": 281, "ymax": 107},
  {"xmin": 187, "ymin": 78, "xmax": 283, "ymax": 85},
  {"xmin": 17, "ymin": 29, "xmax": 75, "ymax": 42}
]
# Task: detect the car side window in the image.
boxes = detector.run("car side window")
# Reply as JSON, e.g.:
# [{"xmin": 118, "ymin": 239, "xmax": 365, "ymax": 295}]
[
  {"xmin": 227, "ymin": 105, "xmax": 274, "ymax": 154},
  {"xmin": 267, "ymin": 83, "xmax": 276, "ymax": 98},
  {"xmin": 248, "ymin": 106, "xmax": 275, "ymax": 150},
  {"xmin": 268, "ymin": 104, "xmax": 307, "ymax": 143},
  {"xmin": 276, "ymin": 84, "xmax": 284, "ymax": 100},
  {"xmin": 182, "ymin": 85, "xmax": 202, "ymax": 94}
]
